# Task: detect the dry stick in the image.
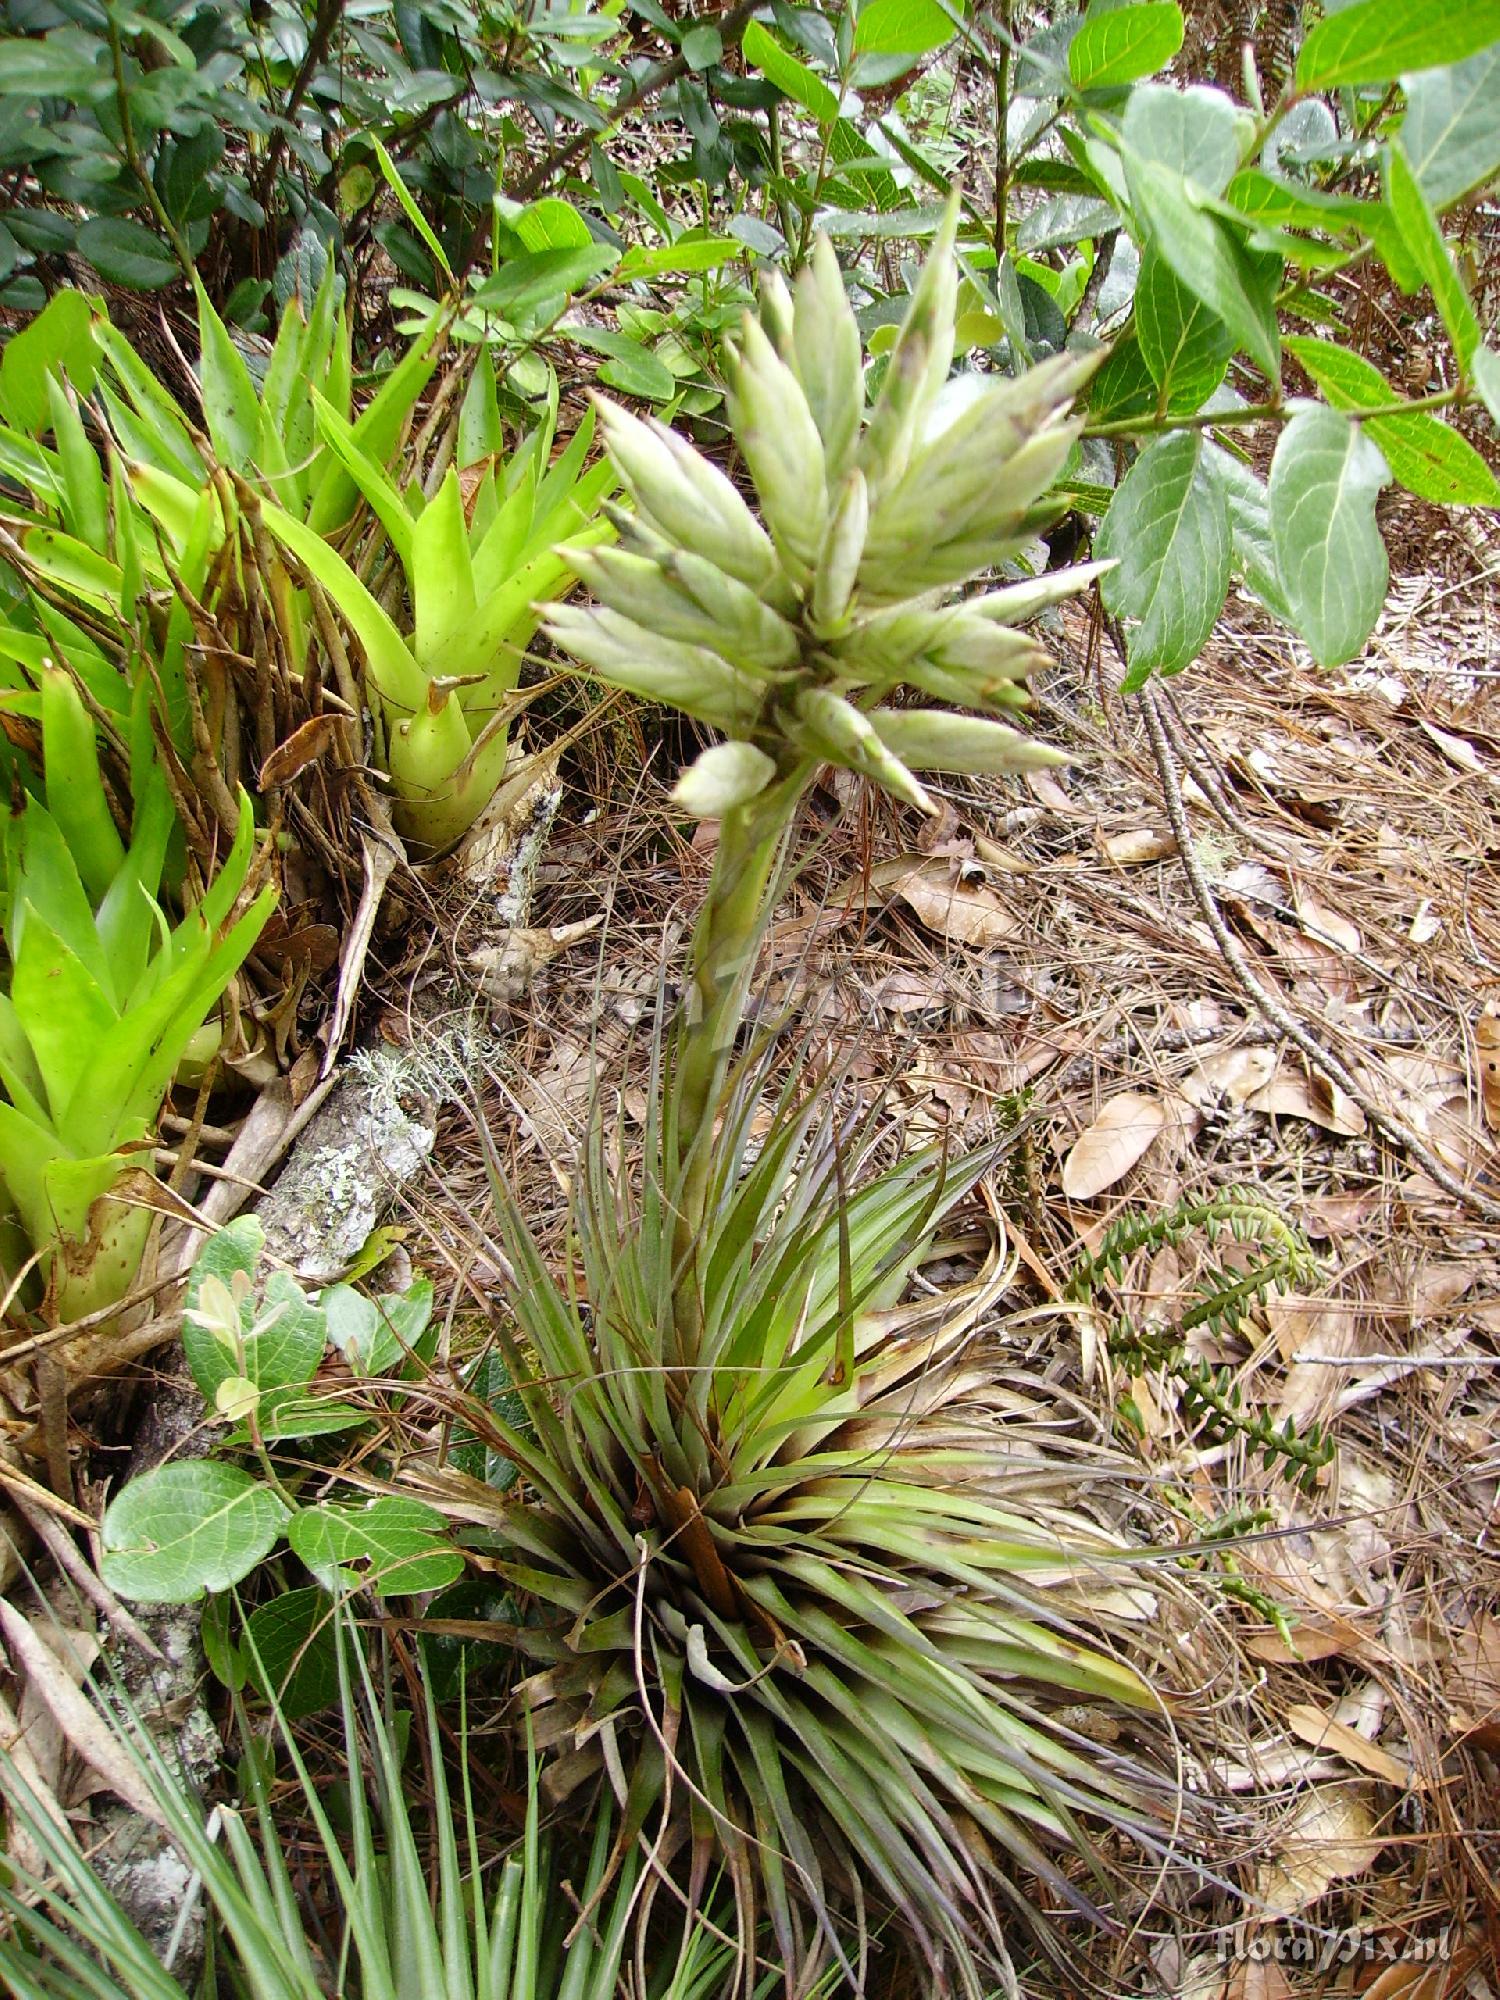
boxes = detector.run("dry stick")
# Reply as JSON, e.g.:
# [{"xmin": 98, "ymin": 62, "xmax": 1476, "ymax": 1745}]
[
  {"xmin": 1136, "ymin": 677, "xmax": 1500, "ymax": 1225},
  {"xmin": 8, "ymin": 1489, "xmax": 163, "ymax": 1660}
]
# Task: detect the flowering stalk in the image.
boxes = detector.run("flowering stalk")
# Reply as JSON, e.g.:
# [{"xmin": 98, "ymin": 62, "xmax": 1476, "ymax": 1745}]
[{"xmin": 546, "ymin": 191, "xmax": 1107, "ymax": 1345}]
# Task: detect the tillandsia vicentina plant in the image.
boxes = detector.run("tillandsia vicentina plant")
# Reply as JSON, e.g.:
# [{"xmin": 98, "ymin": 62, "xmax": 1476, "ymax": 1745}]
[
  {"xmin": 548, "ymin": 192, "xmax": 1106, "ymax": 1333},
  {"xmin": 457, "ymin": 194, "xmax": 1188, "ymax": 1998}
]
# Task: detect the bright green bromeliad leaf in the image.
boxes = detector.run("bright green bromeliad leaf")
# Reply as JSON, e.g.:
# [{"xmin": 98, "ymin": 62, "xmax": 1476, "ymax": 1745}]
[
  {"xmin": 1402, "ymin": 45, "xmax": 1500, "ymax": 208},
  {"xmin": 1069, "ymin": 2, "xmax": 1184, "ymax": 89},
  {"xmin": 1097, "ymin": 431, "xmax": 1231, "ymax": 688},
  {"xmin": 855, "ymin": 0, "xmax": 961, "ymax": 58},
  {"xmin": 101, "ymin": 1463, "xmax": 290, "ymax": 1603},
  {"xmin": 0, "ymin": 289, "xmax": 97, "ymax": 435},
  {"xmin": 1135, "ymin": 245, "xmax": 1234, "ymax": 412},
  {"xmin": 1268, "ymin": 405, "xmax": 1391, "ymax": 668},
  {"xmin": 289, "ymin": 1497, "xmax": 463, "ymax": 1596},
  {"xmin": 1297, "ymin": 0, "xmax": 1500, "ymax": 92},
  {"xmin": 1285, "ymin": 336, "xmax": 1500, "ymax": 505}
]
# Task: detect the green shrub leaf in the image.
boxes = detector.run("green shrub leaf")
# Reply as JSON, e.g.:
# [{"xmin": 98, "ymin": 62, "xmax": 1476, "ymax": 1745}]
[
  {"xmin": 1269, "ymin": 405, "xmax": 1391, "ymax": 668},
  {"xmin": 1135, "ymin": 245, "xmax": 1234, "ymax": 412},
  {"xmin": 742, "ymin": 20, "xmax": 840, "ymax": 124},
  {"xmin": 75, "ymin": 218, "xmax": 179, "ymax": 291},
  {"xmin": 1297, "ymin": 0, "xmax": 1500, "ymax": 91},
  {"xmin": 1120, "ymin": 141, "xmax": 1280, "ymax": 376},
  {"xmin": 1069, "ymin": 2, "xmax": 1184, "ymax": 89},
  {"xmin": 1098, "ymin": 431, "xmax": 1231, "ymax": 687},
  {"xmin": 242, "ymin": 1588, "xmax": 340, "ymax": 1718},
  {"xmin": 1205, "ymin": 445, "xmax": 1292, "ymax": 622},
  {"xmin": 1383, "ymin": 138, "xmax": 1482, "ymax": 366},
  {"xmin": 289, "ymin": 1497, "xmax": 463, "ymax": 1596},
  {"xmin": 1285, "ymin": 335, "xmax": 1500, "ymax": 505},
  {"xmin": 101, "ymin": 1463, "xmax": 290, "ymax": 1603},
  {"xmin": 1402, "ymin": 45, "xmax": 1500, "ymax": 208},
  {"xmin": 855, "ymin": 0, "xmax": 961, "ymax": 59}
]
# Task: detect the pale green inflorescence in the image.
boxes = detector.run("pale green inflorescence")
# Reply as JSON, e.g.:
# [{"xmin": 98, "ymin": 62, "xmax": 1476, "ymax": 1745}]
[{"xmin": 545, "ymin": 195, "xmax": 1110, "ymax": 820}]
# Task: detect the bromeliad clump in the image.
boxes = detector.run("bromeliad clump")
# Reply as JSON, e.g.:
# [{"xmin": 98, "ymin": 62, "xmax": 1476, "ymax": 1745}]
[{"xmin": 462, "ymin": 201, "xmax": 1184, "ymax": 1997}]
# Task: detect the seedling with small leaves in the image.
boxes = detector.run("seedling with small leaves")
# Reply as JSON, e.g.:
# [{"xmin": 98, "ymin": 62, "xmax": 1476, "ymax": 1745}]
[{"xmin": 100, "ymin": 1217, "xmax": 461, "ymax": 1604}]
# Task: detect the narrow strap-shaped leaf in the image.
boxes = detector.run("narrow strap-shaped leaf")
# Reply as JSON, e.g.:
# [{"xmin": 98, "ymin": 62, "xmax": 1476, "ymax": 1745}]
[
  {"xmin": 38, "ymin": 668, "xmax": 124, "ymax": 911},
  {"xmin": 410, "ymin": 467, "xmax": 477, "ymax": 671}
]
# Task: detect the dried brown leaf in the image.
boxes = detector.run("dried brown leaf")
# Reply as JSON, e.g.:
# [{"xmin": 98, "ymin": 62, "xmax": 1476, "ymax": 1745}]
[
  {"xmin": 1255, "ymin": 1783, "xmax": 1383, "ymax": 1915},
  {"xmin": 1417, "ymin": 719, "xmax": 1484, "ymax": 774},
  {"xmin": 1246, "ymin": 1064, "xmax": 1367, "ymax": 1136},
  {"xmin": 1282, "ymin": 1702, "xmax": 1415, "ymax": 1787},
  {"xmin": 1062, "ymin": 1092, "xmax": 1168, "ymax": 1200},
  {"xmin": 1101, "ymin": 826, "xmax": 1175, "ymax": 866},
  {"xmin": 1180, "ymin": 1045, "xmax": 1279, "ymax": 1106},
  {"xmin": 878, "ymin": 856, "xmax": 1019, "ymax": 948},
  {"xmin": 0, "ymin": 1598, "xmax": 166, "ymax": 1828},
  {"xmin": 1478, "ymin": 1003, "xmax": 1500, "ymax": 1132},
  {"xmin": 257, "ymin": 712, "xmax": 343, "ymax": 790}
]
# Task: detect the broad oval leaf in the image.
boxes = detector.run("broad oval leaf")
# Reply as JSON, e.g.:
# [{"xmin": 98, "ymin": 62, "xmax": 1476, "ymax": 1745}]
[
  {"xmin": 1297, "ymin": 0, "xmax": 1500, "ymax": 91},
  {"xmin": 1069, "ymin": 2, "xmax": 1184, "ymax": 89},
  {"xmin": 76, "ymin": 217, "xmax": 179, "ymax": 291},
  {"xmin": 1097, "ymin": 431, "xmax": 1231, "ymax": 688},
  {"xmin": 242, "ymin": 1588, "xmax": 340, "ymax": 1719},
  {"xmin": 1403, "ymin": 45, "xmax": 1500, "ymax": 208},
  {"xmin": 101, "ymin": 1463, "xmax": 290, "ymax": 1603},
  {"xmin": 570, "ymin": 326, "xmax": 676, "ymax": 401},
  {"xmin": 510, "ymin": 198, "xmax": 593, "ymax": 252},
  {"xmin": 855, "ymin": 0, "xmax": 960, "ymax": 58},
  {"xmin": 288, "ymin": 1496, "xmax": 464, "ymax": 1596},
  {"xmin": 1120, "ymin": 82, "xmax": 1242, "ymax": 196},
  {"xmin": 1269, "ymin": 405, "xmax": 1391, "ymax": 669},
  {"xmin": 1284, "ymin": 335, "xmax": 1500, "ymax": 505},
  {"xmin": 1135, "ymin": 245, "xmax": 1233, "ymax": 412}
]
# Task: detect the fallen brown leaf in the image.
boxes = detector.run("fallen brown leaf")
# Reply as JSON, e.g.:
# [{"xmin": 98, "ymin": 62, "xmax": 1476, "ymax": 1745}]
[
  {"xmin": 1282, "ymin": 1702, "xmax": 1416, "ymax": 1788},
  {"xmin": 1255, "ymin": 1782, "xmax": 1383, "ymax": 1915},
  {"xmin": 1478, "ymin": 1003, "xmax": 1500, "ymax": 1132},
  {"xmin": 877, "ymin": 856, "xmax": 1019, "ymax": 948},
  {"xmin": 1181, "ymin": 1045, "xmax": 1279, "ymax": 1107},
  {"xmin": 1062, "ymin": 1092, "xmax": 1168, "ymax": 1200},
  {"xmin": 0, "ymin": 1597, "xmax": 166, "ymax": 1828},
  {"xmin": 1246, "ymin": 1063, "xmax": 1367, "ymax": 1136},
  {"xmin": 1101, "ymin": 826, "xmax": 1175, "ymax": 866},
  {"xmin": 1418, "ymin": 719, "xmax": 1484, "ymax": 774}
]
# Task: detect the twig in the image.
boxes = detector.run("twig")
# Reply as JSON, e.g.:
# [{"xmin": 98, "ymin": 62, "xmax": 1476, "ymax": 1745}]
[
  {"xmin": 8, "ymin": 1489, "xmax": 164, "ymax": 1660},
  {"xmin": 1134, "ymin": 672, "xmax": 1500, "ymax": 1225}
]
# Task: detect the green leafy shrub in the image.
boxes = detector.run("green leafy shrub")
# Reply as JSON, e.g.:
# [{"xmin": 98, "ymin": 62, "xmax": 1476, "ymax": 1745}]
[{"xmin": 98, "ymin": 1215, "xmax": 459, "ymax": 1602}]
